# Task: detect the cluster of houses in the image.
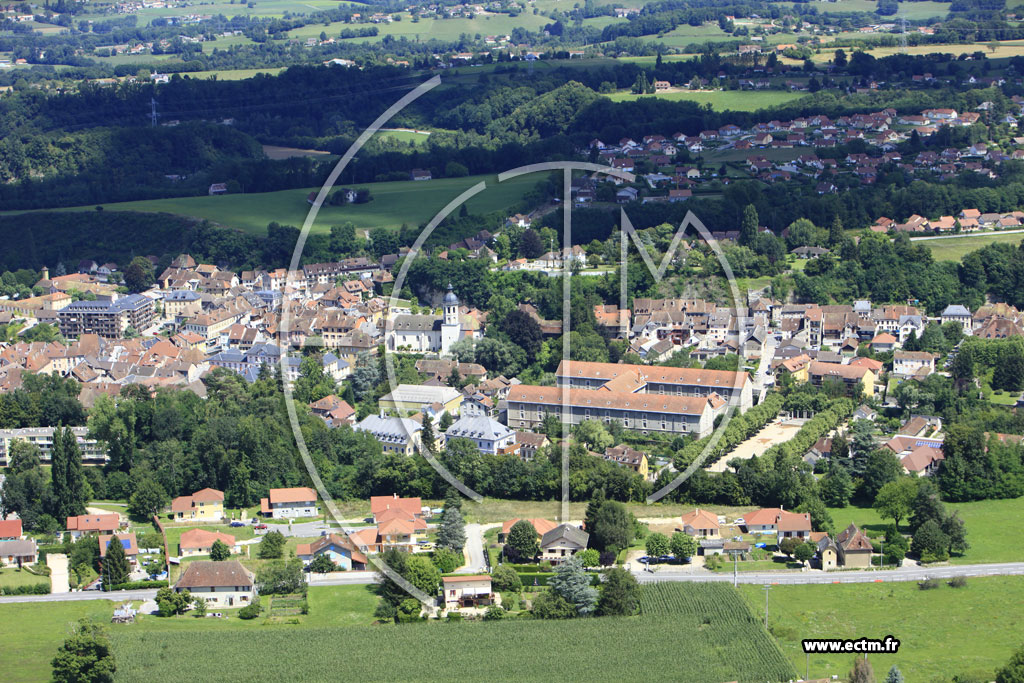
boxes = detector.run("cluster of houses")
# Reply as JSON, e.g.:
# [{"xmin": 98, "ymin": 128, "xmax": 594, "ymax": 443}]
[{"xmin": 582, "ymin": 102, "xmax": 1024, "ymax": 203}]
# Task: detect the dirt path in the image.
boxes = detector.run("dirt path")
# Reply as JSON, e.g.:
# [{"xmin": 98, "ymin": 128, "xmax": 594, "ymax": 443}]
[{"xmin": 706, "ymin": 418, "xmax": 807, "ymax": 473}]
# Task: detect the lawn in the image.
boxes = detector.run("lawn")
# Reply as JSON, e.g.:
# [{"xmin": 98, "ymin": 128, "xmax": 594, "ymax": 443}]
[
  {"xmin": 827, "ymin": 497, "xmax": 1024, "ymax": 565},
  {"xmin": 739, "ymin": 576, "xmax": 1024, "ymax": 682},
  {"xmin": 457, "ymin": 497, "xmax": 746, "ymax": 524},
  {"xmin": 0, "ymin": 567, "xmax": 51, "ymax": 590},
  {"xmin": 917, "ymin": 232, "xmax": 1024, "ymax": 261},
  {"xmin": 603, "ymin": 89, "xmax": 805, "ymax": 111},
  {"xmin": 29, "ymin": 172, "xmax": 541, "ymax": 235}
]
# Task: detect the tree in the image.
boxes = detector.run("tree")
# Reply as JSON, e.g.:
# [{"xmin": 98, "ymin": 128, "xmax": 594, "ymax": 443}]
[
  {"xmin": 779, "ymin": 537, "xmax": 801, "ymax": 558},
  {"xmin": 862, "ymin": 449, "xmax": 903, "ymax": 502},
  {"xmin": 209, "ymin": 539, "xmax": 231, "ymax": 561},
  {"xmin": 155, "ymin": 586, "xmax": 192, "ymax": 616},
  {"xmin": 50, "ymin": 425, "xmax": 86, "ymax": 522},
  {"xmin": 431, "ymin": 547, "xmax": 460, "ymax": 573},
  {"xmin": 996, "ymin": 643, "xmax": 1024, "ymax": 683},
  {"xmin": 797, "ymin": 497, "xmax": 834, "ymax": 534},
  {"xmin": 588, "ymin": 499, "xmax": 633, "ymax": 554},
  {"xmin": 941, "ymin": 510, "xmax": 969, "ymax": 556},
  {"xmin": 420, "ymin": 414, "xmax": 436, "ymax": 454},
  {"xmin": 51, "ymin": 619, "xmax": 116, "ymax": 683},
  {"xmin": 821, "ymin": 465, "xmax": 854, "ymax": 508},
  {"xmin": 739, "ymin": 204, "xmax": 758, "ymax": 246},
  {"xmin": 911, "ymin": 519, "xmax": 950, "ymax": 561},
  {"xmin": 834, "ymin": 48, "xmax": 847, "ymax": 67},
  {"xmin": 884, "ymin": 665, "xmax": 905, "ymax": 683},
  {"xmin": 256, "ymin": 559, "xmax": 305, "ymax": 594},
  {"xmin": 436, "ymin": 504, "xmax": 466, "ymax": 552},
  {"xmin": 500, "ymin": 308, "xmax": 543, "ymax": 356},
  {"xmin": 257, "ymin": 530, "xmax": 286, "ymax": 559},
  {"xmin": 123, "ymin": 256, "xmax": 154, "ymax": 293},
  {"xmin": 506, "ymin": 520, "xmax": 539, "ymax": 561},
  {"xmin": 519, "ymin": 228, "xmax": 544, "ymax": 259},
  {"xmin": 100, "ymin": 537, "xmax": 130, "ymax": 589},
  {"xmin": 596, "ymin": 567, "xmax": 639, "ymax": 616},
  {"xmin": 532, "ymin": 590, "xmax": 576, "ymax": 619},
  {"xmin": 645, "ymin": 532, "xmax": 670, "ymax": 558},
  {"xmin": 670, "ymin": 532, "xmax": 698, "ymax": 561},
  {"xmin": 828, "ymin": 215, "xmax": 844, "ymax": 247},
  {"xmin": 308, "ymin": 554, "xmax": 337, "ymax": 573},
  {"xmin": 910, "ymin": 479, "xmax": 946, "ymax": 533},
  {"xmin": 548, "ymin": 556, "xmax": 598, "ymax": 616},
  {"xmin": 873, "ymin": 479, "xmax": 917, "ymax": 527},
  {"xmin": 849, "ymin": 656, "xmax": 875, "ymax": 683},
  {"xmin": 491, "ymin": 564, "xmax": 521, "ymax": 592},
  {"xmin": 575, "ymin": 420, "xmax": 613, "ymax": 451},
  {"xmin": 794, "ymin": 542, "xmax": 815, "ymax": 566},
  {"xmin": 402, "ymin": 554, "xmax": 441, "ymax": 596},
  {"xmin": 127, "ymin": 477, "xmax": 169, "ymax": 519},
  {"xmin": 192, "ymin": 596, "xmax": 207, "ymax": 617}
]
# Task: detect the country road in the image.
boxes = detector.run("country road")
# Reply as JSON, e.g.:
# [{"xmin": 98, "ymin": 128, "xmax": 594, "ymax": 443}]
[{"xmin": 6, "ymin": 562, "xmax": 1024, "ymax": 604}]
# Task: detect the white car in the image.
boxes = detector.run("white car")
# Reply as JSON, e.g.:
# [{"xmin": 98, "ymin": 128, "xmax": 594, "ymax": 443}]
[{"xmin": 733, "ymin": 518, "xmax": 745, "ymax": 526}]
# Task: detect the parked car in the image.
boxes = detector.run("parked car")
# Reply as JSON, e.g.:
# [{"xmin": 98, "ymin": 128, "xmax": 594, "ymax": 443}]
[
  {"xmin": 229, "ymin": 521, "xmax": 245, "ymax": 527},
  {"xmin": 733, "ymin": 518, "xmax": 745, "ymax": 526},
  {"xmin": 254, "ymin": 524, "xmax": 268, "ymax": 530}
]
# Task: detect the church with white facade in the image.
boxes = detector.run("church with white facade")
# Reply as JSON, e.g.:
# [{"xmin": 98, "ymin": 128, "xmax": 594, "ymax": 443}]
[{"xmin": 385, "ymin": 285, "xmax": 472, "ymax": 356}]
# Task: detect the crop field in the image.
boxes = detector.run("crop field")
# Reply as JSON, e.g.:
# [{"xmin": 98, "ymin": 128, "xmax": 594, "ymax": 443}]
[
  {"xmin": 35, "ymin": 172, "xmax": 541, "ymax": 235},
  {"xmin": 112, "ymin": 583, "xmax": 796, "ymax": 682},
  {"xmin": 604, "ymin": 89, "xmax": 805, "ymax": 111},
  {"xmin": 916, "ymin": 231, "xmax": 1024, "ymax": 261},
  {"xmin": 739, "ymin": 575, "xmax": 1024, "ymax": 682}
]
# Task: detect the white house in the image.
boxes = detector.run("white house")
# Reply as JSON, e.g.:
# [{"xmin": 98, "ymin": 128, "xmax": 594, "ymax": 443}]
[
  {"xmin": 443, "ymin": 414, "xmax": 516, "ymax": 454},
  {"xmin": 260, "ymin": 487, "xmax": 317, "ymax": 519},
  {"xmin": 174, "ymin": 560, "xmax": 256, "ymax": 608}
]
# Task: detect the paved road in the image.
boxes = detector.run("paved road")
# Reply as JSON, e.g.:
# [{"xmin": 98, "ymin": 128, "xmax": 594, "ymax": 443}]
[
  {"xmin": 0, "ymin": 589, "xmax": 158, "ymax": 604},
  {"xmin": 47, "ymin": 553, "xmax": 70, "ymax": 594},
  {"xmin": 456, "ymin": 523, "xmax": 487, "ymax": 574},
  {"xmin": 634, "ymin": 562, "xmax": 1024, "ymax": 585},
  {"xmin": 910, "ymin": 228, "xmax": 1024, "ymax": 241}
]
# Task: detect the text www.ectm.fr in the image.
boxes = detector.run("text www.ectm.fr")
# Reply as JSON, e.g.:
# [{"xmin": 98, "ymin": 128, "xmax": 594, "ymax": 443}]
[{"xmin": 802, "ymin": 637, "xmax": 901, "ymax": 654}]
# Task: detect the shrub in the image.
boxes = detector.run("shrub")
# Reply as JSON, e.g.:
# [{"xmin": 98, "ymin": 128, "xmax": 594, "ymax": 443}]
[
  {"xmin": 431, "ymin": 547, "xmax": 461, "ymax": 574},
  {"xmin": 483, "ymin": 605, "xmax": 506, "ymax": 620},
  {"xmin": 918, "ymin": 578, "xmax": 940, "ymax": 590},
  {"xmin": 446, "ymin": 612, "xmax": 464, "ymax": 622},
  {"xmin": 491, "ymin": 565, "xmax": 522, "ymax": 592},
  {"xmin": 107, "ymin": 580, "xmax": 168, "ymax": 591},
  {"xmin": 948, "ymin": 576, "xmax": 967, "ymax": 588},
  {"xmin": 238, "ymin": 599, "xmax": 261, "ymax": 620},
  {"xmin": 0, "ymin": 582, "xmax": 50, "ymax": 595},
  {"xmin": 598, "ymin": 551, "xmax": 617, "ymax": 567}
]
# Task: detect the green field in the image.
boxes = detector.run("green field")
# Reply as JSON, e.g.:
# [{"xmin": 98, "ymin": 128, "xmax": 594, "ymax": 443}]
[
  {"xmin": 827, "ymin": 497, "xmax": 1024, "ymax": 565},
  {"xmin": 739, "ymin": 576, "xmax": 1024, "ymax": 682},
  {"xmin": 604, "ymin": 89, "xmax": 805, "ymax": 111},
  {"xmin": 917, "ymin": 232, "xmax": 1024, "ymax": 261},
  {"xmin": 26, "ymin": 172, "xmax": 541, "ymax": 235}
]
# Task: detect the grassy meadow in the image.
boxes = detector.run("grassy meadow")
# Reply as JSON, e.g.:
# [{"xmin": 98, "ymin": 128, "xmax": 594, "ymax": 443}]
[
  {"xmin": 739, "ymin": 576, "xmax": 1024, "ymax": 682},
  {"xmin": 604, "ymin": 89, "xmax": 805, "ymax": 111},
  {"xmin": 916, "ymin": 232, "xmax": 1024, "ymax": 261},
  {"xmin": 27, "ymin": 172, "xmax": 541, "ymax": 235}
]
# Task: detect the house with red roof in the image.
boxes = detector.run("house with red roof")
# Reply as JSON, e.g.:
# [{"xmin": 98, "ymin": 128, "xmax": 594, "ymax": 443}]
[
  {"xmin": 296, "ymin": 533, "xmax": 368, "ymax": 570},
  {"xmin": 170, "ymin": 488, "xmax": 224, "ymax": 522},
  {"xmin": 679, "ymin": 508, "xmax": 720, "ymax": 538},
  {"xmin": 178, "ymin": 529, "xmax": 240, "ymax": 558},
  {"xmin": 66, "ymin": 513, "xmax": 122, "ymax": 540},
  {"xmin": 442, "ymin": 575, "xmax": 493, "ymax": 610},
  {"xmin": 742, "ymin": 508, "xmax": 812, "ymax": 543},
  {"xmin": 370, "ymin": 494, "xmax": 424, "ymax": 523},
  {"xmin": 99, "ymin": 532, "xmax": 139, "ymax": 567},
  {"xmin": 0, "ymin": 519, "xmax": 23, "ymax": 540}
]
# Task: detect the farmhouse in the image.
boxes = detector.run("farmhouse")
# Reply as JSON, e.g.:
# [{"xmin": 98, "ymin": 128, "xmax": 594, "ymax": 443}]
[{"xmin": 175, "ymin": 560, "xmax": 256, "ymax": 608}]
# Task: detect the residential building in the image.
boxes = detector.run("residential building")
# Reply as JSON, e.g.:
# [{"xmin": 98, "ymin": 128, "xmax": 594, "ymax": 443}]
[
  {"xmin": 602, "ymin": 445, "xmax": 649, "ymax": 478},
  {"xmin": 442, "ymin": 575, "xmax": 493, "ymax": 610},
  {"xmin": 295, "ymin": 534, "xmax": 368, "ymax": 570},
  {"xmin": 178, "ymin": 529, "xmax": 239, "ymax": 558},
  {"xmin": 808, "ymin": 361, "xmax": 875, "ymax": 398},
  {"xmin": 0, "ymin": 427, "xmax": 107, "ymax": 467},
  {"xmin": 260, "ymin": 487, "xmax": 317, "ymax": 519},
  {"xmin": 742, "ymin": 508, "xmax": 812, "ymax": 543},
  {"xmin": 539, "ymin": 524, "xmax": 589, "ymax": 565},
  {"xmin": 680, "ymin": 508, "xmax": 720, "ymax": 538},
  {"xmin": 65, "ymin": 513, "xmax": 121, "ymax": 540},
  {"xmin": 498, "ymin": 518, "xmax": 558, "ymax": 544},
  {"xmin": 940, "ymin": 304, "xmax": 972, "ymax": 335},
  {"xmin": 892, "ymin": 351, "xmax": 936, "ymax": 378},
  {"xmin": 0, "ymin": 519, "xmax": 23, "ymax": 540},
  {"xmin": 443, "ymin": 414, "xmax": 515, "ymax": 454},
  {"xmin": 354, "ymin": 415, "xmax": 424, "ymax": 455},
  {"xmin": 370, "ymin": 495, "xmax": 424, "ymax": 523},
  {"xmin": 514, "ymin": 432, "xmax": 550, "ymax": 461},
  {"xmin": 836, "ymin": 524, "xmax": 873, "ymax": 568},
  {"xmin": 174, "ymin": 559, "xmax": 256, "ymax": 608},
  {"xmin": 58, "ymin": 294, "xmax": 155, "ymax": 339},
  {"xmin": 0, "ymin": 538, "xmax": 37, "ymax": 568},
  {"xmin": 99, "ymin": 533, "xmax": 139, "ymax": 568},
  {"xmin": 170, "ymin": 488, "xmax": 225, "ymax": 522}
]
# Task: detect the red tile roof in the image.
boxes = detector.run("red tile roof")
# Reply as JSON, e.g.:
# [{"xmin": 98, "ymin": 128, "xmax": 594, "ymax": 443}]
[
  {"xmin": 179, "ymin": 529, "xmax": 235, "ymax": 549},
  {"xmin": 66, "ymin": 514, "xmax": 120, "ymax": 532},
  {"xmin": 267, "ymin": 487, "xmax": 316, "ymax": 504},
  {"xmin": 0, "ymin": 519, "xmax": 23, "ymax": 538}
]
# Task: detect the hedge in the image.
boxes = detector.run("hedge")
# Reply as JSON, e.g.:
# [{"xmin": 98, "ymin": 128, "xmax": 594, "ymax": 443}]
[
  {"xmin": 106, "ymin": 580, "xmax": 169, "ymax": 591},
  {"xmin": 36, "ymin": 545, "xmax": 65, "ymax": 563},
  {"xmin": 676, "ymin": 392, "xmax": 785, "ymax": 469},
  {"xmin": 513, "ymin": 572, "xmax": 601, "ymax": 587},
  {"xmin": 0, "ymin": 582, "xmax": 50, "ymax": 595}
]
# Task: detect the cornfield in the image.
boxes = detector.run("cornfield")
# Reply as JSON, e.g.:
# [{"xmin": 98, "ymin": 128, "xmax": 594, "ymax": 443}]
[{"xmin": 111, "ymin": 583, "xmax": 796, "ymax": 682}]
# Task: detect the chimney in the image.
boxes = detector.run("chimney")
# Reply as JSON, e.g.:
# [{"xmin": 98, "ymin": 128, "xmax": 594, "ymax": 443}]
[{"xmin": 41, "ymin": 265, "xmax": 49, "ymax": 281}]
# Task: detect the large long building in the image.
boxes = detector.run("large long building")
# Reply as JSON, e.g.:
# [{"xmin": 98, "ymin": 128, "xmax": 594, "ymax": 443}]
[
  {"xmin": 506, "ymin": 385, "xmax": 716, "ymax": 438},
  {"xmin": 554, "ymin": 360, "xmax": 753, "ymax": 412},
  {"xmin": 0, "ymin": 426, "xmax": 107, "ymax": 466},
  {"xmin": 57, "ymin": 294, "xmax": 155, "ymax": 339}
]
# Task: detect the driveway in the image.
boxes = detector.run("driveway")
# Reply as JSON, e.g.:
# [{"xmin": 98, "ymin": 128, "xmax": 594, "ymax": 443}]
[
  {"xmin": 47, "ymin": 553, "xmax": 69, "ymax": 594},
  {"xmin": 457, "ymin": 523, "xmax": 487, "ymax": 573}
]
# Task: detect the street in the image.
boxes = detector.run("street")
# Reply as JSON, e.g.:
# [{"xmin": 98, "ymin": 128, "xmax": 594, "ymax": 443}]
[{"xmin": 634, "ymin": 561, "xmax": 1024, "ymax": 585}]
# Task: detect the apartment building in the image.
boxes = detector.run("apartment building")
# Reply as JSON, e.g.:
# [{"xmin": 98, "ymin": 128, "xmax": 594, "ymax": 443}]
[{"xmin": 57, "ymin": 294, "xmax": 155, "ymax": 339}]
